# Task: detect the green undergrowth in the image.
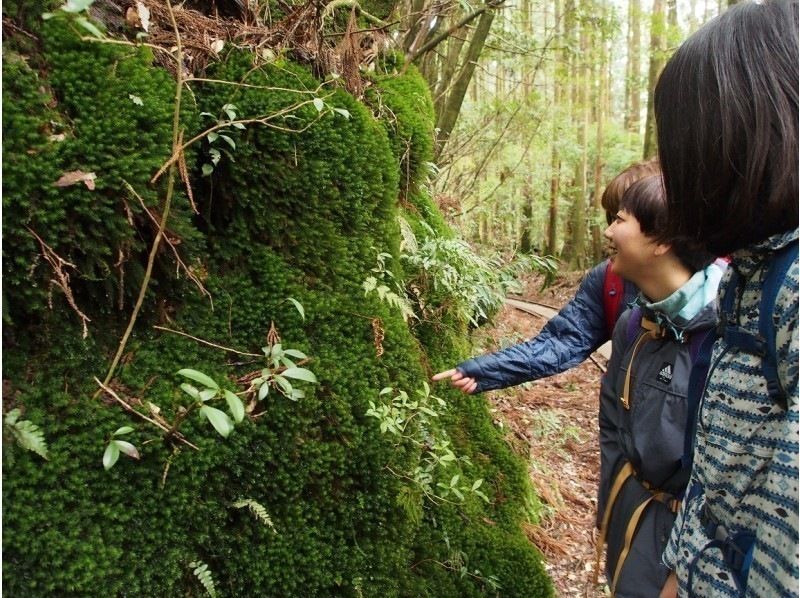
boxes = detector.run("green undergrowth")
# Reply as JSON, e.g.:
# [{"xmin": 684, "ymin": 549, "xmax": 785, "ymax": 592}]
[{"xmin": 3, "ymin": 11, "xmax": 552, "ymax": 597}]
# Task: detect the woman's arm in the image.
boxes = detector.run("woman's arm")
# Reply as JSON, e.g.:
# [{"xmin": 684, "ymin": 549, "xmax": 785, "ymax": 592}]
[{"xmin": 435, "ymin": 260, "xmax": 620, "ymax": 393}]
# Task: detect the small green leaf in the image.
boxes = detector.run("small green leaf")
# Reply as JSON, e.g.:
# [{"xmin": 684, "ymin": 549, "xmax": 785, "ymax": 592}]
[
  {"xmin": 219, "ymin": 134, "xmax": 236, "ymax": 150},
  {"xmin": 103, "ymin": 442, "xmax": 120, "ymax": 470},
  {"xmin": 273, "ymin": 375, "xmax": 293, "ymax": 396},
  {"xmin": 290, "ymin": 389, "xmax": 306, "ymax": 401},
  {"xmin": 200, "ymin": 112, "xmax": 216, "ymax": 118},
  {"xmin": 180, "ymin": 383, "xmax": 201, "ymax": 400},
  {"xmin": 471, "ymin": 478, "xmax": 484, "ymax": 491},
  {"xmin": 177, "ymin": 369, "xmax": 219, "ymax": 390},
  {"xmin": 75, "ymin": 16, "xmax": 103, "ymax": 38},
  {"xmin": 286, "ymin": 297, "xmax": 305, "ymax": 320},
  {"xmin": 128, "ymin": 94, "xmax": 143, "ymax": 106},
  {"xmin": 10, "ymin": 419, "xmax": 48, "ymax": 459},
  {"xmin": 232, "ymin": 122, "xmax": 246, "ymax": 130},
  {"xmin": 312, "ymin": 98, "xmax": 325, "ymax": 112},
  {"xmin": 207, "ymin": 131, "xmax": 219, "ymax": 143},
  {"xmin": 63, "ymin": 0, "xmax": 95, "ymax": 13},
  {"xmin": 283, "ymin": 349, "xmax": 306, "ymax": 360},
  {"xmin": 257, "ymin": 382, "xmax": 270, "ymax": 400},
  {"xmin": 201, "ymin": 163, "xmax": 214, "ymax": 176},
  {"xmin": 199, "ymin": 388, "xmax": 217, "ymax": 402},
  {"xmin": 42, "ymin": 12, "xmax": 56, "ymax": 19},
  {"xmin": 379, "ymin": 387, "xmax": 393, "ymax": 396},
  {"xmin": 282, "ymin": 367, "xmax": 317, "ymax": 383},
  {"xmin": 113, "ymin": 440, "xmax": 140, "ymax": 459},
  {"xmin": 200, "ymin": 405, "xmax": 234, "ymax": 438},
  {"xmin": 333, "ymin": 108, "xmax": 351, "ymax": 119},
  {"xmin": 223, "ymin": 390, "xmax": 245, "ymax": 423},
  {"xmin": 113, "ymin": 426, "xmax": 134, "ymax": 436},
  {"xmin": 4, "ymin": 409, "xmax": 20, "ymax": 426}
]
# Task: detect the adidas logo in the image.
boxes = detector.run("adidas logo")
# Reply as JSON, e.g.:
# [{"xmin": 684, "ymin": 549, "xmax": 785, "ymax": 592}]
[{"xmin": 657, "ymin": 362, "xmax": 673, "ymax": 384}]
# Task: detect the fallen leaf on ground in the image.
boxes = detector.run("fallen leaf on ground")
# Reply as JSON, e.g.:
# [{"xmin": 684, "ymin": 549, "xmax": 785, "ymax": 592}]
[{"xmin": 55, "ymin": 170, "xmax": 96, "ymax": 190}]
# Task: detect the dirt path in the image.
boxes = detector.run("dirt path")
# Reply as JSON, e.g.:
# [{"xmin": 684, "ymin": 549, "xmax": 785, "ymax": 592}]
[{"xmin": 471, "ymin": 272, "xmax": 609, "ymax": 597}]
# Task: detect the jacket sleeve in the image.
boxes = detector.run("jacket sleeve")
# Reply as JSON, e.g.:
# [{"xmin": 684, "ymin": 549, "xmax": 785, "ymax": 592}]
[
  {"xmin": 457, "ymin": 260, "xmax": 612, "ymax": 393},
  {"xmin": 748, "ymin": 264, "xmax": 799, "ymax": 594}
]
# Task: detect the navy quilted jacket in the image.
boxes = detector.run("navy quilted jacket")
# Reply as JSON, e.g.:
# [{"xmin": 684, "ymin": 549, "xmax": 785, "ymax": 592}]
[{"xmin": 456, "ymin": 259, "xmax": 638, "ymax": 393}]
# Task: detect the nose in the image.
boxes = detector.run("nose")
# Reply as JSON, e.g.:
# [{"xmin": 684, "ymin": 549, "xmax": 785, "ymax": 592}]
[{"xmin": 603, "ymin": 222, "xmax": 614, "ymax": 240}]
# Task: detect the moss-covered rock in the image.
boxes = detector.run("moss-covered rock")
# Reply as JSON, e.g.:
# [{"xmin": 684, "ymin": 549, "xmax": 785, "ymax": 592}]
[{"xmin": 3, "ymin": 14, "xmax": 552, "ymax": 597}]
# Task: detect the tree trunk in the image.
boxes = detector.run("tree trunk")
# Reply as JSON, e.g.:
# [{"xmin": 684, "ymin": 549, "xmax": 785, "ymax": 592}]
[
  {"xmin": 625, "ymin": 0, "xmax": 642, "ymax": 134},
  {"xmin": 643, "ymin": 0, "xmax": 667, "ymax": 159},
  {"xmin": 547, "ymin": 0, "xmax": 564, "ymax": 256},
  {"xmin": 520, "ymin": 178, "xmax": 535, "ymax": 253},
  {"xmin": 433, "ymin": 29, "xmax": 467, "ymax": 117},
  {"xmin": 435, "ymin": 7, "xmax": 498, "ymax": 158},
  {"xmin": 569, "ymin": 19, "xmax": 589, "ymax": 269},
  {"xmin": 591, "ymin": 5, "xmax": 609, "ymax": 262}
]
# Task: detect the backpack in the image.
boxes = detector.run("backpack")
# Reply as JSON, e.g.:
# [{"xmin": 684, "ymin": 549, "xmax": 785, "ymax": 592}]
[
  {"xmin": 603, "ymin": 262, "xmax": 626, "ymax": 338},
  {"xmin": 685, "ymin": 241, "xmax": 798, "ymax": 596}
]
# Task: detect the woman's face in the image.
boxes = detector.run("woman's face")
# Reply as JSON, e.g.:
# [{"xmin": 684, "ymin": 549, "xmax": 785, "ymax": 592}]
[{"xmin": 603, "ymin": 210, "xmax": 658, "ymax": 280}]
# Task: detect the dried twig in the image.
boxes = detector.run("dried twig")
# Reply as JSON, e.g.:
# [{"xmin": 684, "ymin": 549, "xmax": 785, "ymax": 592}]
[
  {"xmin": 150, "ymin": 96, "xmax": 330, "ymax": 184},
  {"xmin": 153, "ymin": 325, "xmax": 262, "ymax": 357},
  {"xmin": 94, "ymin": 377, "xmax": 200, "ymax": 451},
  {"xmin": 26, "ymin": 227, "xmax": 91, "ymax": 338},
  {"xmin": 100, "ymin": 0, "xmax": 185, "ymax": 390},
  {"xmin": 124, "ymin": 180, "xmax": 211, "ymax": 304}
]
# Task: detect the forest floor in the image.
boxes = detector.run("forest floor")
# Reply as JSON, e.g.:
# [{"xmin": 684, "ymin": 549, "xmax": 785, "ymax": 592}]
[{"xmin": 470, "ymin": 270, "xmax": 609, "ymax": 597}]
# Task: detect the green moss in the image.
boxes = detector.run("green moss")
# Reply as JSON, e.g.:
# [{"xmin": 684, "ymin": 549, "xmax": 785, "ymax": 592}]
[
  {"xmin": 366, "ymin": 65, "xmax": 435, "ymax": 199},
  {"xmin": 3, "ymin": 19, "xmax": 201, "ymax": 331},
  {"xmin": 3, "ymin": 30, "xmax": 552, "ymax": 597}
]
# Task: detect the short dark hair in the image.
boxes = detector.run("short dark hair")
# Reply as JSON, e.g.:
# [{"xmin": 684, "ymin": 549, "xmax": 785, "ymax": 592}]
[
  {"xmin": 601, "ymin": 158, "xmax": 661, "ymax": 224},
  {"xmin": 654, "ymin": 0, "xmax": 798, "ymax": 256},
  {"xmin": 621, "ymin": 175, "xmax": 715, "ymax": 273}
]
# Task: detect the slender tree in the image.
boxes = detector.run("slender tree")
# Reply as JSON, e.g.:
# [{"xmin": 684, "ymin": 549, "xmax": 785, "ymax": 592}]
[
  {"xmin": 625, "ymin": 0, "xmax": 643, "ymax": 134},
  {"xmin": 643, "ymin": 0, "xmax": 667, "ymax": 158}
]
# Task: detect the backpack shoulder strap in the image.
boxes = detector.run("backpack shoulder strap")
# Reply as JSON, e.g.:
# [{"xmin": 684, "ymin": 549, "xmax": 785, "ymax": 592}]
[
  {"xmin": 625, "ymin": 305, "xmax": 643, "ymax": 345},
  {"xmin": 757, "ymin": 242, "xmax": 798, "ymax": 407},
  {"xmin": 603, "ymin": 262, "xmax": 626, "ymax": 338},
  {"xmin": 682, "ymin": 328, "xmax": 716, "ymax": 470},
  {"xmin": 718, "ymin": 242, "xmax": 797, "ymax": 409}
]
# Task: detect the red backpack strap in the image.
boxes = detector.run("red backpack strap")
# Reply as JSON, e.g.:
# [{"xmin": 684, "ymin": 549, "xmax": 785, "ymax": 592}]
[{"xmin": 603, "ymin": 261, "xmax": 626, "ymax": 337}]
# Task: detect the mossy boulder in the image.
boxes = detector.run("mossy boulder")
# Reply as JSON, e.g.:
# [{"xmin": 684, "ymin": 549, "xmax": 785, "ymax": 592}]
[{"xmin": 3, "ymin": 13, "xmax": 553, "ymax": 598}]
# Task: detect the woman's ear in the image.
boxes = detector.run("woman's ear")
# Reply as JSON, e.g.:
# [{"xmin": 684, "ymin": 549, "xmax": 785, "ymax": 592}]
[{"xmin": 653, "ymin": 242, "xmax": 672, "ymax": 257}]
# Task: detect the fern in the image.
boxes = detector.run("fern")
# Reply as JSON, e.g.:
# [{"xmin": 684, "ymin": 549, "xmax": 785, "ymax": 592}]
[
  {"xmin": 233, "ymin": 498, "xmax": 277, "ymax": 533},
  {"xmin": 189, "ymin": 561, "xmax": 216, "ymax": 597},
  {"xmin": 4, "ymin": 409, "xmax": 48, "ymax": 460}
]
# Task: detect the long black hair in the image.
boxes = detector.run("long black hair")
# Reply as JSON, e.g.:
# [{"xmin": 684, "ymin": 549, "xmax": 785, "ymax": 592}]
[{"xmin": 654, "ymin": 0, "xmax": 798, "ymax": 256}]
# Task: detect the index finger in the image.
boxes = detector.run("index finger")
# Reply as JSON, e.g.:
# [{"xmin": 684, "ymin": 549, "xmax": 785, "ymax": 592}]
[{"xmin": 431, "ymin": 369, "xmax": 457, "ymax": 381}]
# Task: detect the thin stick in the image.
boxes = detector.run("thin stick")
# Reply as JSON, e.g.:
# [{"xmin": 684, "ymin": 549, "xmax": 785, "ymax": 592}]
[
  {"xmin": 99, "ymin": 0, "xmax": 185, "ymax": 390},
  {"xmin": 153, "ymin": 325, "xmax": 263, "ymax": 357},
  {"xmin": 150, "ymin": 98, "xmax": 327, "ymax": 184},
  {"xmin": 94, "ymin": 378, "xmax": 200, "ymax": 451},
  {"xmin": 125, "ymin": 180, "xmax": 211, "ymax": 304}
]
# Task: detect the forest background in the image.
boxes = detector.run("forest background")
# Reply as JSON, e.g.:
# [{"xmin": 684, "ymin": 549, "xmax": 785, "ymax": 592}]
[{"xmin": 2, "ymin": 0, "xmax": 730, "ymax": 595}]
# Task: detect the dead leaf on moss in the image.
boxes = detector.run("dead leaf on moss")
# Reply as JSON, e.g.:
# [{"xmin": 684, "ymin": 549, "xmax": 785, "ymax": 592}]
[{"xmin": 54, "ymin": 170, "xmax": 96, "ymax": 190}]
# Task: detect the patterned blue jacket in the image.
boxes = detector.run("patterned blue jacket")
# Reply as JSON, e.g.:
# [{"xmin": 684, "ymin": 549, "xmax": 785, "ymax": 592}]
[
  {"xmin": 663, "ymin": 229, "xmax": 799, "ymax": 596},
  {"xmin": 456, "ymin": 259, "xmax": 638, "ymax": 393}
]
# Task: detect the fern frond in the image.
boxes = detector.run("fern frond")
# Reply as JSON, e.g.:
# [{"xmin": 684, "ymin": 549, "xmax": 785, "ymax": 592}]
[
  {"xmin": 5, "ymin": 410, "xmax": 49, "ymax": 460},
  {"xmin": 233, "ymin": 498, "xmax": 277, "ymax": 533},
  {"xmin": 188, "ymin": 560, "xmax": 216, "ymax": 597}
]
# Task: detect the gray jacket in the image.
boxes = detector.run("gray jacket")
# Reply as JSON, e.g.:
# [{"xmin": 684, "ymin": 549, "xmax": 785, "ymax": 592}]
[{"xmin": 598, "ymin": 300, "xmax": 718, "ymax": 597}]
